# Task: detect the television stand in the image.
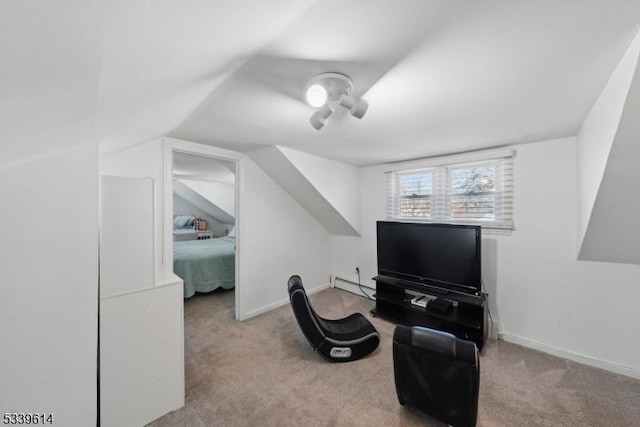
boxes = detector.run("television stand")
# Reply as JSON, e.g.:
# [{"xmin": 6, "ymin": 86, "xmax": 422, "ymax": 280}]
[{"xmin": 371, "ymin": 275, "xmax": 488, "ymax": 350}]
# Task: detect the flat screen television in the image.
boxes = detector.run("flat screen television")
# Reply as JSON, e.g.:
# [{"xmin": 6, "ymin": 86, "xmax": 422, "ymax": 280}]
[{"xmin": 377, "ymin": 221, "xmax": 481, "ymax": 295}]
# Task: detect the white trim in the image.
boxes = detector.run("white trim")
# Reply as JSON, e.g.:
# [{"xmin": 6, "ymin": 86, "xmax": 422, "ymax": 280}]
[
  {"xmin": 235, "ymin": 157, "xmax": 246, "ymax": 320},
  {"xmin": 147, "ymin": 176, "xmax": 157, "ymax": 286},
  {"xmin": 387, "ymin": 217, "xmax": 515, "ymax": 232},
  {"xmin": 172, "ymin": 172, "xmax": 234, "ymax": 184},
  {"xmin": 100, "ymin": 278, "xmax": 182, "ymax": 301},
  {"xmin": 163, "ymin": 137, "xmax": 245, "ymax": 161},
  {"xmin": 244, "ymin": 283, "xmax": 331, "ymax": 319},
  {"xmin": 162, "ymin": 143, "xmax": 172, "ymax": 268},
  {"xmin": 499, "ymin": 332, "xmax": 640, "ymax": 380},
  {"xmin": 162, "ymin": 137, "xmax": 246, "ymax": 320},
  {"xmin": 384, "ymin": 147, "xmax": 515, "ymax": 173},
  {"xmin": 384, "ymin": 148, "xmax": 514, "ymax": 230}
]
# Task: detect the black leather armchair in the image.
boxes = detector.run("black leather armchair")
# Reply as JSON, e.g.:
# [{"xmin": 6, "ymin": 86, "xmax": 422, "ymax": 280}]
[
  {"xmin": 393, "ymin": 324, "xmax": 480, "ymax": 427},
  {"xmin": 287, "ymin": 275, "xmax": 380, "ymax": 362}
]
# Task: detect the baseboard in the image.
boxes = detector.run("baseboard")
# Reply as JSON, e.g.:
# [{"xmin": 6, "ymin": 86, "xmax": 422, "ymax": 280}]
[
  {"xmin": 243, "ymin": 282, "xmax": 331, "ymax": 320},
  {"xmin": 498, "ymin": 332, "xmax": 640, "ymax": 380},
  {"xmin": 332, "ymin": 275, "xmax": 375, "ymax": 300}
]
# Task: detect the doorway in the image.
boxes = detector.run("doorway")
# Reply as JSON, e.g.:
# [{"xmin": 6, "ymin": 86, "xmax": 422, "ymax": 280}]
[{"xmin": 163, "ymin": 139, "xmax": 243, "ymax": 321}]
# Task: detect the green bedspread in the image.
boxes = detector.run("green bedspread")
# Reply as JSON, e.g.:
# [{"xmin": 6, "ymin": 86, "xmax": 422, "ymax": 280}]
[{"xmin": 174, "ymin": 237, "xmax": 235, "ymax": 298}]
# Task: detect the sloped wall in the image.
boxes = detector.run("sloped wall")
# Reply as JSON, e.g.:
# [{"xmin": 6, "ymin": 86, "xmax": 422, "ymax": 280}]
[
  {"xmin": 173, "ymin": 179, "xmax": 235, "ymax": 225},
  {"xmin": 278, "ymin": 146, "xmax": 360, "ymax": 232},
  {"xmin": 579, "ymin": 39, "xmax": 640, "ymax": 264},
  {"xmin": 577, "ymin": 29, "xmax": 640, "ymax": 261},
  {"xmin": 173, "ymin": 193, "xmax": 228, "ymax": 237},
  {"xmin": 179, "ymin": 178, "xmax": 235, "ymax": 219},
  {"xmin": 248, "ymin": 146, "xmax": 360, "ymax": 236}
]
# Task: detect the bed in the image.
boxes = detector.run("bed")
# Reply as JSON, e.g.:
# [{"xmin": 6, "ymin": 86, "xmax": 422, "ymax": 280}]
[{"xmin": 173, "ymin": 236, "xmax": 235, "ymax": 298}]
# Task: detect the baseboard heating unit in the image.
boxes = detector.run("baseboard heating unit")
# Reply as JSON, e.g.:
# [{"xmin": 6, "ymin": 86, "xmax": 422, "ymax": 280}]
[{"xmin": 332, "ymin": 275, "xmax": 376, "ymax": 299}]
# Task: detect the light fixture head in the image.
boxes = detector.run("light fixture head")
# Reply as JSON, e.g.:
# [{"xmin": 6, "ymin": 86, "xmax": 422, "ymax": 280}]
[
  {"xmin": 309, "ymin": 104, "xmax": 334, "ymax": 130},
  {"xmin": 306, "ymin": 84, "xmax": 327, "ymax": 108},
  {"xmin": 339, "ymin": 95, "xmax": 369, "ymax": 119}
]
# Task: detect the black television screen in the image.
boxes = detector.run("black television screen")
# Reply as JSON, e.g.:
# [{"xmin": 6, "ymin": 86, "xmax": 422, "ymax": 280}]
[{"xmin": 377, "ymin": 221, "xmax": 481, "ymax": 294}]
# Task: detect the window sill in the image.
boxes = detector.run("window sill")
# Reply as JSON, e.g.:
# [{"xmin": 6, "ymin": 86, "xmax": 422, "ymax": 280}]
[{"xmin": 386, "ymin": 217, "xmax": 514, "ymax": 236}]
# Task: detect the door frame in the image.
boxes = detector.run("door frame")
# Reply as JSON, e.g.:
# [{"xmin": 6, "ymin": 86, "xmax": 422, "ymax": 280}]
[{"xmin": 162, "ymin": 137, "xmax": 246, "ymax": 320}]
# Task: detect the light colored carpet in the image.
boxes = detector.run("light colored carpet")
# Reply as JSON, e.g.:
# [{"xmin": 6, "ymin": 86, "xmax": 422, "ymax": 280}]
[{"xmin": 147, "ymin": 287, "xmax": 640, "ymax": 426}]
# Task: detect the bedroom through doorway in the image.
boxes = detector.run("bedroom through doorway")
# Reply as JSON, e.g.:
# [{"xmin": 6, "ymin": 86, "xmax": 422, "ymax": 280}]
[{"xmin": 171, "ymin": 151, "xmax": 238, "ymax": 319}]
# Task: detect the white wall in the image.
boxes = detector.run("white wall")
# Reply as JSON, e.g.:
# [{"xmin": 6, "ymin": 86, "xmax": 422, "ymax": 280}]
[
  {"xmin": 242, "ymin": 157, "xmax": 331, "ymax": 317},
  {"xmin": 103, "ymin": 138, "xmax": 332, "ymax": 319},
  {"xmin": 577, "ymin": 29, "xmax": 640, "ymax": 253},
  {"xmin": 0, "ymin": 144, "xmax": 98, "ymax": 426},
  {"xmin": 330, "ymin": 163, "xmax": 386, "ymax": 287},
  {"xmin": 100, "ymin": 140, "xmax": 167, "ymax": 279},
  {"xmin": 332, "ymin": 137, "xmax": 640, "ymax": 377},
  {"xmin": 279, "ymin": 146, "xmax": 361, "ymax": 233}
]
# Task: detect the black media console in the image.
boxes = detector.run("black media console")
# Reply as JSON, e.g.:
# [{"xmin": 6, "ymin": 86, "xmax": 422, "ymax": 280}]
[{"xmin": 371, "ymin": 275, "xmax": 488, "ymax": 350}]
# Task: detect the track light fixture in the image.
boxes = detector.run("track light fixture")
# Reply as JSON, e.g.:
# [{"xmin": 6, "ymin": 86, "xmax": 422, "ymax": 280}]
[{"xmin": 305, "ymin": 72, "xmax": 368, "ymax": 130}]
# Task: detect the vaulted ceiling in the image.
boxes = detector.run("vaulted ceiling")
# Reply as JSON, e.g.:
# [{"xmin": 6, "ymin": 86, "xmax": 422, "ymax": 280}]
[{"xmin": 2, "ymin": 0, "xmax": 640, "ymax": 169}]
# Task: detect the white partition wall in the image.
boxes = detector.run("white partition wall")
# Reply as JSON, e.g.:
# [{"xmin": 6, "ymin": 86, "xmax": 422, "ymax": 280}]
[
  {"xmin": 99, "ymin": 176, "xmax": 184, "ymax": 426},
  {"xmin": 0, "ymin": 144, "xmax": 98, "ymax": 427}
]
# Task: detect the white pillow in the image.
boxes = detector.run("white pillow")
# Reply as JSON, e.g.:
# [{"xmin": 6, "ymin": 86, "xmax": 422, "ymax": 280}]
[
  {"xmin": 228, "ymin": 226, "xmax": 236, "ymax": 237},
  {"xmin": 173, "ymin": 215, "xmax": 193, "ymax": 229}
]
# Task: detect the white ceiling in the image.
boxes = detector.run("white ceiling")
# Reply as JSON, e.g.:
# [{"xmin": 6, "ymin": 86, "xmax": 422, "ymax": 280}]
[
  {"xmin": 173, "ymin": 151, "xmax": 235, "ymax": 183},
  {"xmin": 2, "ymin": 1, "xmax": 640, "ymax": 168}
]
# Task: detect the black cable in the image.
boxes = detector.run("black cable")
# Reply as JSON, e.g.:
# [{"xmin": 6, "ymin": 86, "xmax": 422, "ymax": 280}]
[
  {"xmin": 481, "ymin": 278, "xmax": 494, "ymax": 339},
  {"xmin": 356, "ymin": 268, "xmax": 374, "ymax": 301}
]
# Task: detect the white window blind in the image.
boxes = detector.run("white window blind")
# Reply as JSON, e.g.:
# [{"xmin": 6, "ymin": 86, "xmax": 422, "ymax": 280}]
[{"xmin": 386, "ymin": 150, "xmax": 514, "ymax": 230}]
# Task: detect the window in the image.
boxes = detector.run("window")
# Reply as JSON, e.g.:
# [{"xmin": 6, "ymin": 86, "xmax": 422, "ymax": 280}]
[
  {"xmin": 397, "ymin": 171, "xmax": 433, "ymax": 218},
  {"xmin": 386, "ymin": 150, "xmax": 514, "ymax": 230}
]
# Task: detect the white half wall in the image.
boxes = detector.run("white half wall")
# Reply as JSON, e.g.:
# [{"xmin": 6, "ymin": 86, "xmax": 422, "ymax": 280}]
[
  {"xmin": 0, "ymin": 144, "xmax": 98, "ymax": 426},
  {"xmin": 332, "ymin": 137, "xmax": 640, "ymax": 377},
  {"xmin": 100, "ymin": 282, "xmax": 183, "ymax": 427},
  {"xmin": 577, "ymin": 29, "xmax": 640, "ymax": 254}
]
